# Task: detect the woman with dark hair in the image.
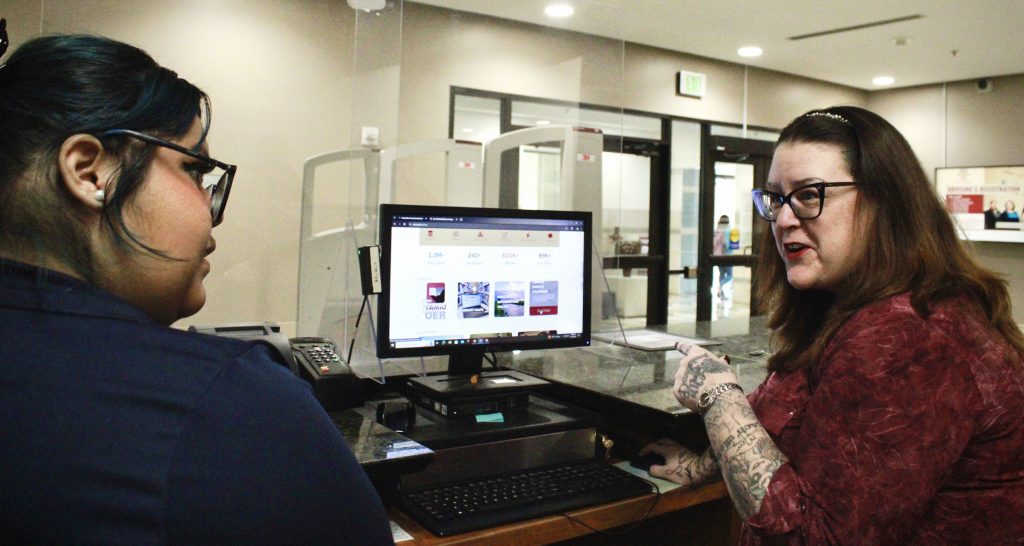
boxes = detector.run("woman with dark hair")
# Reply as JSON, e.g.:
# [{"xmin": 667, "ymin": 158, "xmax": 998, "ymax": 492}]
[
  {"xmin": 642, "ymin": 106, "xmax": 1024, "ymax": 544},
  {"xmin": 0, "ymin": 32, "xmax": 393, "ymax": 545}
]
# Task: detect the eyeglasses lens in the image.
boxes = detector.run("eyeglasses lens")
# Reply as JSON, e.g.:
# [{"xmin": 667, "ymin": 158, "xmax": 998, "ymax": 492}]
[
  {"xmin": 753, "ymin": 191, "xmax": 778, "ymax": 221},
  {"xmin": 791, "ymin": 187, "xmax": 823, "ymax": 219},
  {"xmin": 752, "ymin": 186, "xmax": 824, "ymax": 222},
  {"xmin": 203, "ymin": 169, "xmax": 228, "ymax": 225}
]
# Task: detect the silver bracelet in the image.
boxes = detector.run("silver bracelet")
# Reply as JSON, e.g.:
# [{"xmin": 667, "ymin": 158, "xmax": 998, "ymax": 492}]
[{"xmin": 697, "ymin": 382, "xmax": 742, "ymax": 415}]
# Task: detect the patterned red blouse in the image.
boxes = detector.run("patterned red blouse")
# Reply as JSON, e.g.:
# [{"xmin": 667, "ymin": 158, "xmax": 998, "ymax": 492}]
[{"xmin": 742, "ymin": 294, "xmax": 1024, "ymax": 545}]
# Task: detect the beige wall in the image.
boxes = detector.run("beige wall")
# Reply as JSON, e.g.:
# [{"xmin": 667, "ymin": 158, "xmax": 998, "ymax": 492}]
[
  {"xmin": 5, "ymin": 0, "xmax": 1020, "ymax": 328},
  {"xmin": 3, "ymin": 0, "xmax": 356, "ymax": 334},
  {"xmin": 391, "ymin": 3, "xmax": 864, "ymax": 204},
  {"xmin": 868, "ymin": 74, "xmax": 1024, "ymax": 320}
]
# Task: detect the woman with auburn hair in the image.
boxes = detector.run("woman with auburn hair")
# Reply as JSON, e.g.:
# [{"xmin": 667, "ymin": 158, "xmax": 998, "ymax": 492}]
[
  {"xmin": 643, "ymin": 106, "xmax": 1024, "ymax": 544},
  {"xmin": 0, "ymin": 30, "xmax": 393, "ymax": 545}
]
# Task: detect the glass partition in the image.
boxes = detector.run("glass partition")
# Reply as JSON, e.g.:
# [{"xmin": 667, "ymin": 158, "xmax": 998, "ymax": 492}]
[
  {"xmin": 511, "ymin": 101, "xmax": 662, "ymax": 140},
  {"xmin": 453, "ymin": 95, "xmax": 502, "ymax": 144},
  {"xmin": 668, "ymin": 120, "xmax": 702, "ymax": 323},
  {"xmin": 321, "ymin": 0, "xmax": 632, "ymax": 380}
]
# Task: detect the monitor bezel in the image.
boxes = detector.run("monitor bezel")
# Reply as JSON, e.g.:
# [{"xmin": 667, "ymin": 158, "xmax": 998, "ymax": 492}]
[{"xmin": 376, "ymin": 203, "xmax": 592, "ymax": 362}]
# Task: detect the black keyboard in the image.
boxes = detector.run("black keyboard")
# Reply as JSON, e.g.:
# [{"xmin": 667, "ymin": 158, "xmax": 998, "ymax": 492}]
[{"xmin": 398, "ymin": 458, "xmax": 654, "ymax": 536}]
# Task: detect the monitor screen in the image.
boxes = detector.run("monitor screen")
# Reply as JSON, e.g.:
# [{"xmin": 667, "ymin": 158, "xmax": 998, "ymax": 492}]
[{"xmin": 376, "ymin": 204, "xmax": 592, "ymax": 376}]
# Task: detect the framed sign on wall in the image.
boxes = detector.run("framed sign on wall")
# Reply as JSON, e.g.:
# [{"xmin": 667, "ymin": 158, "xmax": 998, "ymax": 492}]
[{"xmin": 936, "ymin": 165, "xmax": 1024, "ymax": 243}]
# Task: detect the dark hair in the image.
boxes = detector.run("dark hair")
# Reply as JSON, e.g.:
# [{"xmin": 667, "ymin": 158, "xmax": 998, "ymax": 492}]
[
  {"xmin": 0, "ymin": 34, "xmax": 210, "ymax": 280},
  {"xmin": 756, "ymin": 106, "xmax": 1024, "ymax": 372}
]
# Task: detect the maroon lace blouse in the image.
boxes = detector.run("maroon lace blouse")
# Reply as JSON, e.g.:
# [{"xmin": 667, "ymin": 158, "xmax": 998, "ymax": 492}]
[{"xmin": 742, "ymin": 294, "xmax": 1024, "ymax": 545}]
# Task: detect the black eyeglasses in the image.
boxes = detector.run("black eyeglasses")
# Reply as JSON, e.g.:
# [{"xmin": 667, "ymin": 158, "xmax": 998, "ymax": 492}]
[
  {"xmin": 751, "ymin": 181, "xmax": 856, "ymax": 222},
  {"xmin": 99, "ymin": 129, "xmax": 237, "ymax": 227},
  {"xmin": 1, "ymin": 18, "xmax": 9, "ymax": 59}
]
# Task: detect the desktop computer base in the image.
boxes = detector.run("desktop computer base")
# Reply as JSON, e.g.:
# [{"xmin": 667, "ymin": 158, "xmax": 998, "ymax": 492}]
[
  {"xmin": 403, "ymin": 370, "xmax": 550, "ymax": 419},
  {"xmin": 383, "ymin": 394, "xmax": 602, "ymax": 490}
]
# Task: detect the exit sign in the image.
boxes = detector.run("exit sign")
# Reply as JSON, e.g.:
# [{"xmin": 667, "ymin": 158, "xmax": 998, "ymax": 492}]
[{"xmin": 677, "ymin": 70, "xmax": 706, "ymax": 98}]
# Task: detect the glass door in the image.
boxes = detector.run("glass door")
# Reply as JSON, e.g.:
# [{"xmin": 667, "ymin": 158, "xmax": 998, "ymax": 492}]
[
  {"xmin": 696, "ymin": 135, "xmax": 774, "ymax": 321},
  {"xmin": 519, "ymin": 142, "xmax": 667, "ymax": 331}
]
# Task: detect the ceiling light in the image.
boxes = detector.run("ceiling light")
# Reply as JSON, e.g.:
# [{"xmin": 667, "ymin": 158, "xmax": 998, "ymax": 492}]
[
  {"xmin": 536, "ymin": 120, "xmax": 551, "ymax": 126},
  {"xmin": 737, "ymin": 46, "xmax": 763, "ymax": 58},
  {"xmin": 873, "ymin": 76, "xmax": 895, "ymax": 86},
  {"xmin": 461, "ymin": 128, "xmax": 474, "ymax": 133},
  {"xmin": 545, "ymin": 4, "xmax": 574, "ymax": 18}
]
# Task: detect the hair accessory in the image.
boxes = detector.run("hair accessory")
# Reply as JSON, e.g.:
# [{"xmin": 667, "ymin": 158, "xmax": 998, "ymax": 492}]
[
  {"xmin": 806, "ymin": 111, "xmax": 850, "ymax": 125},
  {"xmin": 94, "ymin": 189, "xmax": 105, "ymax": 202}
]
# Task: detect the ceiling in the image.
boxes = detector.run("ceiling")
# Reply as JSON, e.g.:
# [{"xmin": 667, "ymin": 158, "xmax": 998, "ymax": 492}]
[{"xmin": 412, "ymin": 0, "xmax": 1024, "ymax": 90}]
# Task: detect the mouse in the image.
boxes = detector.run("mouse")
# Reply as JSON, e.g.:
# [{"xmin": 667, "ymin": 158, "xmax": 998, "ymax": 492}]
[{"xmin": 629, "ymin": 452, "xmax": 666, "ymax": 473}]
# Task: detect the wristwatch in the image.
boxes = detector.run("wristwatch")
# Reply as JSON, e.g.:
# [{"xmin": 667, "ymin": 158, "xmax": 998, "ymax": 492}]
[{"xmin": 697, "ymin": 382, "xmax": 742, "ymax": 415}]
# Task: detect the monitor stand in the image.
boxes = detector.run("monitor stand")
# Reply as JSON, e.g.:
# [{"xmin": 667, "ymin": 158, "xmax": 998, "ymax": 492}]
[{"xmin": 403, "ymin": 347, "xmax": 549, "ymax": 419}]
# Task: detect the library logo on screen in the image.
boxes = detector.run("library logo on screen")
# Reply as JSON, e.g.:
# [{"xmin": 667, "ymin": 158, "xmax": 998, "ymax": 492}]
[{"xmin": 424, "ymin": 282, "xmax": 447, "ymax": 319}]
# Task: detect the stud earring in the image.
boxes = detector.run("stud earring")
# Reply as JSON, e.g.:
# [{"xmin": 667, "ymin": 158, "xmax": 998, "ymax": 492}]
[{"xmin": 94, "ymin": 189, "xmax": 105, "ymax": 202}]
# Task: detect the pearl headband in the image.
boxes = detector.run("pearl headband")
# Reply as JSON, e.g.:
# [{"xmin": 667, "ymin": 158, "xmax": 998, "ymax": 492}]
[{"xmin": 805, "ymin": 111, "xmax": 850, "ymax": 125}]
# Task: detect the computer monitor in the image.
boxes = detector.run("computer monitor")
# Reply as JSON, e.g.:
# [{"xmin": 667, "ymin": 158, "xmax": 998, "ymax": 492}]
[{"xmin": 376, "ymin": 203, "xmax": 592, "ymax": 379}]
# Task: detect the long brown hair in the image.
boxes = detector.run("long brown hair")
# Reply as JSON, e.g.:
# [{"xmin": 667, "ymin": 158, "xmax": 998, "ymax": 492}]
[{"xmin": 757, "ymin": 106, "xmax": 1024, "ymax": 373}]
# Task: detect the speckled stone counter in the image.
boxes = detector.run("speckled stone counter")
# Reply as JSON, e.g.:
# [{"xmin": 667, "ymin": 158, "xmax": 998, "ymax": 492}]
[
  {"xmin": 337, "ymin": 316, "xmax": 772, "ymax": 464},
  {"xmin": 327, "ymin": 406, "xmax": 433, "ymax": 469},
  {"xmin": 496, "ymin": 316, "xmax": 772, "ymax": 416}
]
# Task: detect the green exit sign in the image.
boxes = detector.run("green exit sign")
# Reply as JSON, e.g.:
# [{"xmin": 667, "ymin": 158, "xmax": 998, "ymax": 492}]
[{"xmin": 677, "ymin": 70, "xmax": 706, "ymax": 98}]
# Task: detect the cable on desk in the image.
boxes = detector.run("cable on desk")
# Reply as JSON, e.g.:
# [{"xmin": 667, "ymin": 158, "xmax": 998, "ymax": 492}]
[
  {"xmin": 484, "ymin": 351, "xmax": 499, "ymax": 369},
  {"xmin": 559, "ymin": 476, "xmax": 662, "ymax": 536}
]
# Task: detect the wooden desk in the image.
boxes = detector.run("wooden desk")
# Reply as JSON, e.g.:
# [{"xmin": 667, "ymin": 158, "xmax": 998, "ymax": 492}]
[{"xmin": 390, "ymin": 480, "xmax": 731, "ymax": 545}]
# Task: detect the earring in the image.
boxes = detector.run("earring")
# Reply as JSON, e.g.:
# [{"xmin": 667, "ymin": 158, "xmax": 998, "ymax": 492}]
[{"xmin": 94, "ymin": 189, "xmax": 105, "ymax": 202}]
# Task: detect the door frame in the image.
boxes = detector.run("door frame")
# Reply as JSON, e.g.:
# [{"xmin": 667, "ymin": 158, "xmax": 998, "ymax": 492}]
[
  {"xmin": 696, "ymin": 134, "xmax": 774, "ymax": 321},
  {"xmin": 450, "ymin": 87, "xmax": 782, "ymax": 326}
]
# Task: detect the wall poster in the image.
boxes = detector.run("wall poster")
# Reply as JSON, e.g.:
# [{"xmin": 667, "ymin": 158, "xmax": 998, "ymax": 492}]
[{"xmin": 936, "ymin": 165, "xmax": 1024, "ymax": 243}]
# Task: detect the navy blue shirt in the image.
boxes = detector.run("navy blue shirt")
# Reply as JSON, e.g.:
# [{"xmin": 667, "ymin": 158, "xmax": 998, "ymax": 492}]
[{"xmin": 0, "ymin": 259, "xmax": 394, "ymax": 545}]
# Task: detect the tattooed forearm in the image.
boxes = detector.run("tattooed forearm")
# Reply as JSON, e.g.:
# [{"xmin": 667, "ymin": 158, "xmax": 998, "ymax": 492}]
[
  {"xmin": 702, "ymin": 389, "xmax": 787, "ymax": 519},
  {"xmin": 696, "ymin": 448, "xmax": 722, "ymax": 483},
  {"xmin": 671, "ymin": 448, "xmax": 722, "ymax": 486}
]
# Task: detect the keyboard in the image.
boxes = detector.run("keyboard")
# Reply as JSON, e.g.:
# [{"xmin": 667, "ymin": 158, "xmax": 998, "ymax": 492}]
[{"xmin": 398, "ymin": 458, "xmax": 654, "ymax": 536}]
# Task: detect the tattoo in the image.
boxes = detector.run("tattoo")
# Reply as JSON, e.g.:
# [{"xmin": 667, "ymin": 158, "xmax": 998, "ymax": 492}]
[
  {"xmin": 697, "ymin": 356, "xmax": 731, "ymax": 374},
  {"xmin": 703, "ymin": 389, "xmax": 786, "ymax": 519},
  {"xmin": 718, "ymin": 422, "xmax": 758, "ymax": 453},
  {"xmin": 678, "ymin": 365, "xmax": 705, "ymax": 400},
  {"xmin": 671, "ymin": 448, "xmax": 722, "ymax": 487},
  {"xmin": 677, "ymin": 355, "xmax": 732, "ymax": 401}
]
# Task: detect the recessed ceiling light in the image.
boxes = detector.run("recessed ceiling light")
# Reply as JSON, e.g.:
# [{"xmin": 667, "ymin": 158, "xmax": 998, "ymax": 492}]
[
  {"xmin": 873, "ymin": 76, "xmax": 895, "ymax": 86},
  {"xmin": 536, "ymin": 120, "xmax": 551, "ymax": 126},
  {"xmin": 545, "ymin": 4, "xmax": 574, "ymax": 18},
  {"xmin": 461, "ymin": 128, "xmax": 474, "ymax": 133},
  {"xmin": 738, "ymin": 46, "xmax": 763, "ymax": 58}
]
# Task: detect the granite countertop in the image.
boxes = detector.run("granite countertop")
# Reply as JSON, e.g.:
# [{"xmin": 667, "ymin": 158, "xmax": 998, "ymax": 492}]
[
  {"xmin": 498, "ymin": 316, "xmax": 772, "ymax": 416},
  {"xmin": 336, "ymin": 317, "xmax": 773, "ymax": 464},
  {"xmin": 328, "ymin": 406, "xmax": 433, "ymax": 467}
]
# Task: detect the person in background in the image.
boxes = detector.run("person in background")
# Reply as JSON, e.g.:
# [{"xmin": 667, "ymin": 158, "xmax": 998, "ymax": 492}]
[
  {"xmin": 713, "ymin": 214, "xmax": 734, "ymax": 300},
  {"xmin": 984, "ymin": 199, "xmax": 1001, "ymax": 229},
  {"xmin": 642, "ymin": 106, "xmax": 1024, "ymax": 544},
  {"xmin": 0, "ymin": 30, "xmax": 394, "ymax": 545},
  {"xmin": 1000, "ymin": 199, "xmax": 1020, "ymax": 222}
]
